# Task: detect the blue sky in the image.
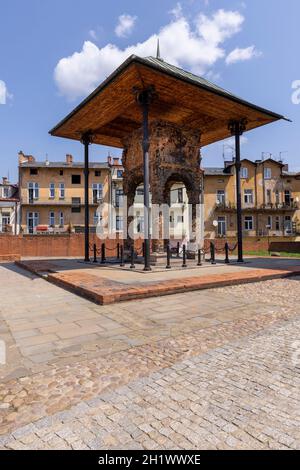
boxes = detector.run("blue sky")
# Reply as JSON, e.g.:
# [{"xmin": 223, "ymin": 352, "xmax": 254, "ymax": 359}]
[{"xmin": 0, "ymin": 0, "xmax": 299, "ymax": 181}]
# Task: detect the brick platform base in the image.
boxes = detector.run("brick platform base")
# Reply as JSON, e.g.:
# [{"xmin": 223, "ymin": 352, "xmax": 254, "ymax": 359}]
[{"xmin": 15, "ymin": 260, "xmax": 300, "ymax": 305}]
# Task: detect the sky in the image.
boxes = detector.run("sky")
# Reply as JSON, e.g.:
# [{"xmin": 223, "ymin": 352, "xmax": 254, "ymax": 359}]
[{"xmin": 0, "ymin": 0, "xmax": 299, "ymax": 182}]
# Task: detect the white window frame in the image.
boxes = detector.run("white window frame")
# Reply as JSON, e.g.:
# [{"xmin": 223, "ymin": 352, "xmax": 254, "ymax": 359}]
[
  {"xmin": 217, "ymin": 216, "xmax": 226, "ymax": 237},
  {"xmin": 275, "ymin": 216, "xmax": 280, "ymax": 231},
  {"xmin": 1, "ymin": 213, "xmax": 11, "ymax": 227},
  {"xmin": 3, "ymin": 187, "xmax": 10, "ymax": 198},
  {"xmin": 116, "ymin": 215, "xmax": 123, "ymax": 231},
  {"xmin": 94, "ymin": 211, "xmax": 102, "ymax": 226},
  {"xmin": 28, "ymin": 182, "xmax": 39, "ymax": 200},
  {"xmin": 59, "ymin": 183, "xmax": 65, "ymax": 199},
  {"xmin": 216, "ymin": 190, "xmax": 225, "ymax": 205},
  {"xmin": 241, "ymin": 167, "xmax": 248, "ymax": 179},
  {"xmin": 59, "ymin": 211, "xmax": 64, "ymax": 226},
  {"xmin": 244, "ymin": 189, "xmax": 253, "ymax": 205},
  {"xmin": 49, "ymin": 183, "xmax": 55, "ymax": 199},
  {"xmin": 244, "ymin": 216, "xmax": 253, "ymax": 231},
  {"xmin": 284, "ymin": 216, "xmax": 292, "ymax": 235},
  {"xmin": 92, "ymin": 183, "xmax": 103, "ymax": 203},
  {"xmin": 49, "ymin": 211, "xmax": 55, "ymax": 227},
  {"xmin": 27, "ymin": 212, "xmax": 39, "ymax": 233},
  {"xmin": 264, "ymin": 167, "xmax": 272, "ymax": 180},
  {"xmin": 267, "ymin": 216, "xmax": 272, "ymax": 230}
]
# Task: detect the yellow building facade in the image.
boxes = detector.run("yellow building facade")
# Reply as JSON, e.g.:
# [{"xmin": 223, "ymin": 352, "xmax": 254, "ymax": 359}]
[
  {"xmin": 18, "ymin": 151, "xmax": 300, "ymax": 240},
  {"xmin": 19, "ymin": 152, "xmax": 111, "ymax": 234},
  {"xmin": 204, "ymin": 158, "xmax": 300, "ymax": 239}
]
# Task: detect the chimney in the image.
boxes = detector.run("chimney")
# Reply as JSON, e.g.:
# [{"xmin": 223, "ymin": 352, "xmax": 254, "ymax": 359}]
[
  {"xmin": 107, "ymin": 156, "xmax": 112, "ymax": 166},
  {"xmin": 2, "ymin": 177, "xmax": 8, "ymax": 185},
  {"xmin": 113, "ymin": 157, "xmax": 119, "ymax": 165},
  {"xmin": 18, "ymin": 151, "xmax": 35, "ymax": 165},
  {"xmin": 66, "ymin": 154, "xmax": 73, "ymax": 165},
  {"xmin": 282, "ymin": 163, "xmax": 289, "ymax": 172}
]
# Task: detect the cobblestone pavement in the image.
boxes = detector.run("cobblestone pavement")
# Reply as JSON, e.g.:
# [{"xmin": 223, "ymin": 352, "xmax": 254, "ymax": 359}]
[
  {"xmin": 0, "ymin": 263, "xmax": 300, "ymax": 449},
  {"xmin": 1, "ymin": 317, "xmax": 300, "ymax": 450}
]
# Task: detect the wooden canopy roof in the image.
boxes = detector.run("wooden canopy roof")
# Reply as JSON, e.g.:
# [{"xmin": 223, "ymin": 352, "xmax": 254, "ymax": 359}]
[{"xmin": 49, "ymin": 55, "xmax": 288, "ymax": 148}]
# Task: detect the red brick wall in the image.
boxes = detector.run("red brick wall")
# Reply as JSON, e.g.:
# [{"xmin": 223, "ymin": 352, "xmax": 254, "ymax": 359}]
[{"xmin": 0, "ymin": 234, "xmax": 145, "ymax": 259}]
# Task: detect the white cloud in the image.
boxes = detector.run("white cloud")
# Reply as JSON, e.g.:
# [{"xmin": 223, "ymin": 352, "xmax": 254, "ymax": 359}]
[
  {"xmin": 0, "ymin": 80, "xmax": 8, "ymax": 104},
  {"xmin": 115, "ymin": 14, "xmax": 137, "ymax": 38},
  {"xmin": 54, "ymin": 8, "xmax": 253, "ymax": 101},
  {"xmin": 226, "ymin": 45, "xmax": 262, "ymax": 65}
]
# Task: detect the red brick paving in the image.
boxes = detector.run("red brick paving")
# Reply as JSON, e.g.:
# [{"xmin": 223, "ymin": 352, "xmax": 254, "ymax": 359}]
[{"xmin": 15, "ymin": 260, "xmax": 300, "ymax": 305}]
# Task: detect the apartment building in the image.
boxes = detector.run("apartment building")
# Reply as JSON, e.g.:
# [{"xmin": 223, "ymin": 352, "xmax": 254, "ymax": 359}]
[
  {"xmin": 18, "ymin": 150, "xmax": 300, "ymax": 240},
  {"xmin": 18, "ymin": 151, "xmax": 111, "ymax": 234},
  {"xmin": 0, "ymin": 177, "xmax": 19, "ymax": 234},
  {"xmin": 204, "ymin": 158, "xmax": 300, "ymax": 238}
]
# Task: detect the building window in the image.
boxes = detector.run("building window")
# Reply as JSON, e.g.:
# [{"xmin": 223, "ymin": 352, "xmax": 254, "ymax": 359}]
[
  {"xmin": 92, "ymin": 183, "xmax": 103, "ymax": 203},
  {"xmin": 275, "ymin": 216, "xmax": 280, "ymax": 231},
  {"xmin": 216, "ymin": 190, "xmax": 225, "ymax": 205},
  {"xmin": 49, "ymin": 183, "xmax": 55, "ymax": 199},
  {"xmin": 49, "ymin": 211, "xmax": 55, "ymax": 227},
  {"xmin": 285, "ymin": 216, "xmax": 292, "ymax": 235},
  {"xmin": 217, "ymin": 216, "xmax": 226, "ymax": 236},
  {"xmin": 241, "ymin": 167, "xmax": 248, "ymax": 179},
  {"xmin": 264, "ymin": 168, "xmax": 272, "ymax": 180},
  {"xmin": 136, "ymin": 212, "xmax": 144, "ymax": 233},
  {"xmin": 30, "ymin": 168, "xmax": 38, "ymax": 175},
  {"xmin": 136, "ymin": 187, "xmax": 144, "ymax": 196},
  {"xmin": 284, "ymin": 190, "xmax": 291, "ymax": 206},
  {"xmin": 71, "ymin": 197, "xmax": 81, "ymax": 213},
  {"xmin": 275, "ymin": 190, "xmax": 280, "ymax": 205},
  {"xmin": 72, "ymin": 174, "xmax": 81, "ymax": 184},
  {"xmin": 59, "ymin": 183, "xmax": 65, "ymax": 199},
  {"xmin": 59, "ymin": 212, "xmax": 64, "ymax": 226},
  {"xmin": 3, "ymin": 187, "xmax": 9, "ymax": 198},
  {"xmin": 117, "ymin": 170, "xmax": 123, "ymax": 178},
  {"xmin": 116, "ymin": 215, "xmax": 123, "ymax": 231},
  {"xmin": 267, "ymin": 216, "xmax": 272, "ymax": 230},
  {"xmin": 28, "ymin": 182, "xmax": 39, "ymax": 202},
  {"xmin": 59, "ymin": 170, "xmax": 64, "ymax": 176},
  {"xmin": 27, "ymin": 212, "xmax": 39, "ymax": 233},
  {"xmin": 244, "ymin": 216, "xmax": 253, "ymax": 231},
  {"xmin": 177, "ymin": 188, "xmax": 183, "ymax": 203},
  {"xmin": 177, "ymin": 215, "xmax": 184, "ymax": 224},
  {"xmin": 115, "ymin": 189, "xmax": 123, "ymax": 207},
  {"xmin": 94, "ymin": 211, "xmax": 102, "ymax": 225},
  {"xmin": 95, "ymin": 170, "xmax": 101, "ymax": 177},
  {"xmin": 1, "ymin": 212, "xmax": 11, "ymax": 229},
  {"xmin": 266, "ymin": 189, "xmax": 272, "ymax": 205},
  {"xmin": 244, "ymin": 189, "xmax": 253, "ymax": 205}
]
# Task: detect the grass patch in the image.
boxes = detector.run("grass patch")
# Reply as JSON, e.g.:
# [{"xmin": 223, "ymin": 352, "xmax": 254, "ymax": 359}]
[{"xmin": 244, "ymin": 250, "xmax": 300, "ymax": 258}]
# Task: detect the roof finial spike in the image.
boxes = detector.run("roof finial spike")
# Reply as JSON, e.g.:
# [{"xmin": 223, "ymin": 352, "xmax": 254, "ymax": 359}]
[{"xmin": 156, "ymin": 38, "xmax": 163, "ymax": 61}]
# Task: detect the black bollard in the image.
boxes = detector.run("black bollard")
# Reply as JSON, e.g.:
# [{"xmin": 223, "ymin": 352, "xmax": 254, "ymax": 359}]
[
  {"xmin": 120, "ymin": 245, "xmax": 125, "ymax": 267},
  {"xmin": 117, "ymin": 243, "xmax": 120, "ymax": 260},
  {"xmin": 176, "ymin": 242, "xmax": 180, "ymax": 258},
  {"xmin": 93, "ymin": 244, "xmax": 97, "ymax": 263},
  {"xmin": 210, "ymin": 242, "xmax": 216, "ymax": 265},
  {"xmin": 197, "ymin": 249, "xmax": 202, "ymax": 267},
  {"xmin": 142, "ymin": 242, "xmax": 145, "ymax": 258},
  {"xmin": 225, "ymin": 242, "xmax": 230, "ymax": 264},
  {"xmin": 166, "ymin": 243, "xmax": 171, "ymax": 269},
  {"xmin": 182, "ymin": 244, "xmax": 187, "ymax": 268},
  {"xmin": 130, "ymin": 246, "xmax": 135, "ymax": 269},
  {"xmin": 101, "ymin": 243, "xmax": 106, "ymax": 264}
]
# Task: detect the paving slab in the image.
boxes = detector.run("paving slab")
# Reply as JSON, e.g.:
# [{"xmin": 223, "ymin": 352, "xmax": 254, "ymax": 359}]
[{"xmin": 15, "ymin": 257, "xmax": 300, "ymax": 305}]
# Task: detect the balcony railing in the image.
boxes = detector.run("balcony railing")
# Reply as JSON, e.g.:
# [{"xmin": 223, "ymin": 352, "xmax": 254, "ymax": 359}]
[
  {"xmin": 215, "ymin": 202, "xmax": 300, "ymax": 212},
  {"xmin": 23, "ymin": 197, "xmax": 104, "ymax": 206}
]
